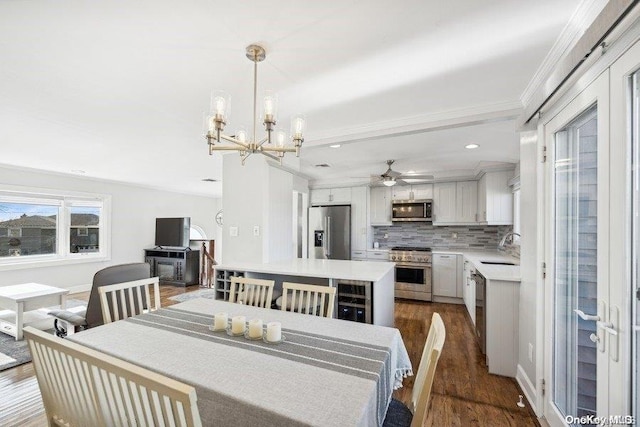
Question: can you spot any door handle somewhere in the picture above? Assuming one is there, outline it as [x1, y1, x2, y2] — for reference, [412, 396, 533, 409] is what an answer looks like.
[323, 218, 328, 258]
[574, 309, 599, 321]
[573, 308, 617, 334]
[326, 216, 331, 258]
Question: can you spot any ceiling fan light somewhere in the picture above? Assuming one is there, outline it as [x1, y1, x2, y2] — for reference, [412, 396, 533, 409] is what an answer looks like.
[383, 178, 396, 187]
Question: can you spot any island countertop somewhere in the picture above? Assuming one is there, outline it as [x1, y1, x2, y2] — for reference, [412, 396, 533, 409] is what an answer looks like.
[215, 258, 396, 282]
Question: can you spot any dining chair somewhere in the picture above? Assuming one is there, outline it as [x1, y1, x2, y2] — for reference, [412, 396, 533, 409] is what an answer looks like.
[98, 276, 161, 324]
[383, 312, 446, 427]
[229, 276, 275, 308]
[24, 326, 202, 427]
[280, 282, 336, 318]
[49, 262, 151, 337]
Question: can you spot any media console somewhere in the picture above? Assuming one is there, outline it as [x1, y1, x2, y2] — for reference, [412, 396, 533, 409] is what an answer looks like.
[144, 248, 199, 287]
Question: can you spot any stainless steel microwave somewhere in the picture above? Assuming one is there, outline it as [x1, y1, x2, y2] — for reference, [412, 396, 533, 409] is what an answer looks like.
[392, 199, 433, 222]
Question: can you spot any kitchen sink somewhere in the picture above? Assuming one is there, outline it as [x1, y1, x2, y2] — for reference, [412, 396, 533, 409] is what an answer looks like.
[480, 261, 518, 266]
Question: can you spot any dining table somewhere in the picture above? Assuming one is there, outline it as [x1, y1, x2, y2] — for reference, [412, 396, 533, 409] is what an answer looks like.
[67, 298, 413, 426]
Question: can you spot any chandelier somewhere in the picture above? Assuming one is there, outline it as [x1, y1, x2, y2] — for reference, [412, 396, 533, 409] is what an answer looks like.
[204, 44, 305, 165]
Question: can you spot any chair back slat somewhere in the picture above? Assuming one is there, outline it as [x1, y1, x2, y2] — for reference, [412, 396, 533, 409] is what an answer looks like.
[410, 312, 446, 427]
[281, 282, 336, 318]
[25, 327, 202, 427]
[229, 277, 275, 308]
[99, 277, 160, 324]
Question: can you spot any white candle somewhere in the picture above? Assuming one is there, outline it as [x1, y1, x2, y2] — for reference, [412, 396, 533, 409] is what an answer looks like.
[213, 312, 228, 330]
[248, 319, 263, 339]
[231, 316, 246, 334]
[266, 321, 281, 342]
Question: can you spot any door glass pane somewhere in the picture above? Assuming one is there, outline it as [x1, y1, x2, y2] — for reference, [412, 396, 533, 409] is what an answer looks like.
[632, 71, 640, 423]
[553, 105, 598, 419]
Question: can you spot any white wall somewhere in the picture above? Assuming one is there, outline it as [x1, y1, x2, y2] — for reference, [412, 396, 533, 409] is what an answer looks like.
[517, 130, 541, 408]
[265, 166, 293, 262]
[0, 166, 220, 290]
[222, 155, 306, 263]
[222, 155, 267, 263]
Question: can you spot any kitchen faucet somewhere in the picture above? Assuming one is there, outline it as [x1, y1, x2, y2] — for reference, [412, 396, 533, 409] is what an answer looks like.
[499, 231, 521, 247]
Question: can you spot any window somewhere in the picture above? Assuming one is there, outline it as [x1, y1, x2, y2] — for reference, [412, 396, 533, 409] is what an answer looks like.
[0, 188, 110, 268]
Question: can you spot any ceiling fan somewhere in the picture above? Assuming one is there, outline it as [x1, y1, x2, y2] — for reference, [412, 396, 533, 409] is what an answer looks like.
[372, 160, 434, 187]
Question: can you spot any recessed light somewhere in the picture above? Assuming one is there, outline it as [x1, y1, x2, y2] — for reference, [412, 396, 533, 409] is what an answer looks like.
[329, 144, 341, 148]
[71, 169, 86, 174]
[465, 144, 479, 149]
[406, 170, 416, 174]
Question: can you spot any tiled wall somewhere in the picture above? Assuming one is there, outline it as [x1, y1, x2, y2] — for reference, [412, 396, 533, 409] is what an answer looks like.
[372, 223, 520, 258]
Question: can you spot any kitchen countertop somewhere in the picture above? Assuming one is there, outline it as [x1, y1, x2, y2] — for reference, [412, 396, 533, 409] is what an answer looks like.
[431, 249, 521, 282]
[215, 258, 396, 282]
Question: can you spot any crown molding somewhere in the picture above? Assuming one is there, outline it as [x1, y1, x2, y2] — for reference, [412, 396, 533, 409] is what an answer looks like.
[304, 101, 522, 147]
[520, 0, 608, 108]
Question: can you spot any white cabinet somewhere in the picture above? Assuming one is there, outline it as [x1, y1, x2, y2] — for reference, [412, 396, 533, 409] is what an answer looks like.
[392, 184, 433, 201]
[369, 187, 392, 226]
[310, 187, 351, 205]
[463, 257, 476, 324]
[434, 181, 478, 225]
[432, 253, 458, 297]
[477, 171, 513, 224]
[350, 186, 368, 251]
[455, 181, 478, 223]
[367, 250, 389, 261]
[351, 250, 367, 260]
[433, 183, 457, 224]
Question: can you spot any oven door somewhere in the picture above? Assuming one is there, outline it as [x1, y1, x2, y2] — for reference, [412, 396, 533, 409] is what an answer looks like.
[395, 263, 432, 301]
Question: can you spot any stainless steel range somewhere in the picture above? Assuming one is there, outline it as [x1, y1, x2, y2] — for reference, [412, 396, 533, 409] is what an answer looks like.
[389, 246, 432, 301]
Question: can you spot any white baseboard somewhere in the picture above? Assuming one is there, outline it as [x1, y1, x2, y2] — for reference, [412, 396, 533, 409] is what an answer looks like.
[516, 364, 539, 415]
[67, 283, 92, 295]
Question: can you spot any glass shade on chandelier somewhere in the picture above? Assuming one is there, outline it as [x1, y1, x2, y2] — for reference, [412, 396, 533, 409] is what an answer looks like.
[203, 44, 305, 165]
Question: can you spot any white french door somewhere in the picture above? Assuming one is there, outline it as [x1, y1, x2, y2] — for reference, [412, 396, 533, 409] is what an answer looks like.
[543, 38, 640, 426]
[544, 71, 610, 426]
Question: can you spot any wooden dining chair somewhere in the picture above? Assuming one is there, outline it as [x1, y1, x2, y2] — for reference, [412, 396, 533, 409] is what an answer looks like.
[25, 327, 202, 427]
[280, 282, 336, 318]
[229, 276, 275, 308]
[383, 312, 446, 427]
[98, 277, 161, 324]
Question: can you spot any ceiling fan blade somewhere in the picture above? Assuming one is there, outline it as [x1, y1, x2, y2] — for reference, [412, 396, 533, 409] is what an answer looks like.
[397, 174, 434, 181]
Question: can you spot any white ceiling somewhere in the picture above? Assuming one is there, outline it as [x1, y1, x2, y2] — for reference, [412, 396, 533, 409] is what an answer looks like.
[0, 0, 583, 196]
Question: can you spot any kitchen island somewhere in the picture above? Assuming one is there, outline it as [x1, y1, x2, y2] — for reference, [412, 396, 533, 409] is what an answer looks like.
[213, 258, 396, 327]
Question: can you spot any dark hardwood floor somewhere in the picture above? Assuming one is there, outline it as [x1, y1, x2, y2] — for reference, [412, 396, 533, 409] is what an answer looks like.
[0, 287, 539, 426]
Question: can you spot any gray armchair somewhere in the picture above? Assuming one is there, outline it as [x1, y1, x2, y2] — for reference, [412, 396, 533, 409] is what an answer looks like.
[49, 263, 151, 337]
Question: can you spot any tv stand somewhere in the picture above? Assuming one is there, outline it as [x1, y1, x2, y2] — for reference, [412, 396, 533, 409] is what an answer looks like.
[144, 248, 199, 287]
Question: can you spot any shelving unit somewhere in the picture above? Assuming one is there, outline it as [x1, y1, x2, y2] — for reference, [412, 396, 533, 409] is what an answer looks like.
[214, 269, 246, 300]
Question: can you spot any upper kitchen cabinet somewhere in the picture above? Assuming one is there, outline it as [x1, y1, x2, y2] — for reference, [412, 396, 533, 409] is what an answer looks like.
[477, 170, 513, 225]
[456, 181, 478, 223]
[310, 187, 351, 205]
[392, 184, 433, 201]
[433, 181, 479, 225]
[350, 186, 368, 251]
[369, 187, 392, 226]
[432, 182, 457, 224]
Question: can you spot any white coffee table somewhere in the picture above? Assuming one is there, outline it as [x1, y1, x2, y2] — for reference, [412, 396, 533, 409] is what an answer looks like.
[0, 283, 69, 340]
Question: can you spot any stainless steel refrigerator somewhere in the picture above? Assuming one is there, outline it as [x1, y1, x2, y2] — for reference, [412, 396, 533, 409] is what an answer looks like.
[308, 205, 351, 260]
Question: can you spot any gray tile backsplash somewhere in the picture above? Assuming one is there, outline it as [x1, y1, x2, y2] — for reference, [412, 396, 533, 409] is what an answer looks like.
[372, 223, 520, 258]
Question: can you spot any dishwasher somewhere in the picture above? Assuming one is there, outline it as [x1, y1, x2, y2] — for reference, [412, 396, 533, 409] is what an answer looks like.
[473, 271, 486, 354]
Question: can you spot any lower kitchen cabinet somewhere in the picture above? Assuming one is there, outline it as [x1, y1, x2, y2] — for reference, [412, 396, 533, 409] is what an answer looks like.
[462, 258, 476, 324]
[485, 279, 520, 377]
[432, 253, 463, 303]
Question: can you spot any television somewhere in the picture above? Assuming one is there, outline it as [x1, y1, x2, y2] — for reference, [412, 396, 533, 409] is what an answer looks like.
[155, 217, 190, 247]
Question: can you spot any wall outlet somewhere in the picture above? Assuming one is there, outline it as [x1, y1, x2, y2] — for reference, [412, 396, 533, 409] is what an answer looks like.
[383, 233, 389, 239]
[229, 226, 238, 237]
[452, 232, 458, 239]
[528, 343, 534, 363]
[253, 226, 260, 236]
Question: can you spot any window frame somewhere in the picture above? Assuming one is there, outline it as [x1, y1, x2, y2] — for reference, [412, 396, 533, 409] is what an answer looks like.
[0, 186, 111, 270]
